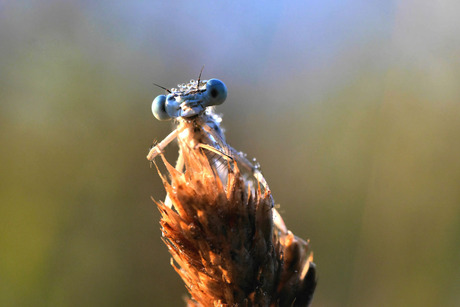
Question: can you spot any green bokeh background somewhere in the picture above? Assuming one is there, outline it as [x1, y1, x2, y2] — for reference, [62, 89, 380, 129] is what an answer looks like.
[1, 1, 459, 306]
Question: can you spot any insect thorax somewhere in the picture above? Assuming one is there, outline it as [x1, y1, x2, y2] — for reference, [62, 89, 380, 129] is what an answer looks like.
[176, 109, 225, 151]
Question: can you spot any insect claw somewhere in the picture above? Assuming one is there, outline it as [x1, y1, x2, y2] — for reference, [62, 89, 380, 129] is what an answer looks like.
[146, 129, 180, 161]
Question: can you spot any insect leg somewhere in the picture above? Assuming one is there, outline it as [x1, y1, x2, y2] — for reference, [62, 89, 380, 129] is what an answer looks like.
[201, 122, 269, 189]
[200, 123, 287, 232]
[163, 149, 185, 209]
[147, 129, 179, 161]
[197, 143, 233, 161]
[225, 146, 267, 188]
[175, 148, 185, 173]
[226, 146, 288, 233]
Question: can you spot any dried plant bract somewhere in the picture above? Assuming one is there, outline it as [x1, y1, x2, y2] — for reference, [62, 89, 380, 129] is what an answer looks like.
[153, 143, 316, 306]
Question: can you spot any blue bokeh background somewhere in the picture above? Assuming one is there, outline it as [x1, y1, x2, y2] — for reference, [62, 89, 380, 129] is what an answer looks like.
[1, 1, 459, 306]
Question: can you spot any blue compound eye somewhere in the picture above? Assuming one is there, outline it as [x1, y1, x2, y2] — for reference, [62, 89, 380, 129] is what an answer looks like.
[151, 95, 171, 120]
[165, 94, 181, 118]
[204, 79, 227, 106]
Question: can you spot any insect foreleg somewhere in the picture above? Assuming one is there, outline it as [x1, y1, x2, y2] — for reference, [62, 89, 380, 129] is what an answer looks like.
[147, 129, 179, 161]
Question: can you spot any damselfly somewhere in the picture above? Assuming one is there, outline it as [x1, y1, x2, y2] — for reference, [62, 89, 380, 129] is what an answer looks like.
[146, 72, 288, 246]
[148, 73, 316, 306]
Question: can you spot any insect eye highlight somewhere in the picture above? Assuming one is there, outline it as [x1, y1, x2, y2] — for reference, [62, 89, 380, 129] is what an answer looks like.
[204, 79, 227, 106]
[152, 95, 171, 121]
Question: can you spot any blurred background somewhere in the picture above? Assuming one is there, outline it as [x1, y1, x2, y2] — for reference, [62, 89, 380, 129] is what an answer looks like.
[1, 1, 459, 306]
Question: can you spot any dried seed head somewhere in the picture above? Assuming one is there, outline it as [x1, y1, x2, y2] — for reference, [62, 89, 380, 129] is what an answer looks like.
[154, 144, 316, 306]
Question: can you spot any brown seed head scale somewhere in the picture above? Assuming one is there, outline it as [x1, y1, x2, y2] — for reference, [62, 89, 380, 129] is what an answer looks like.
[153, 137, 316, 306]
